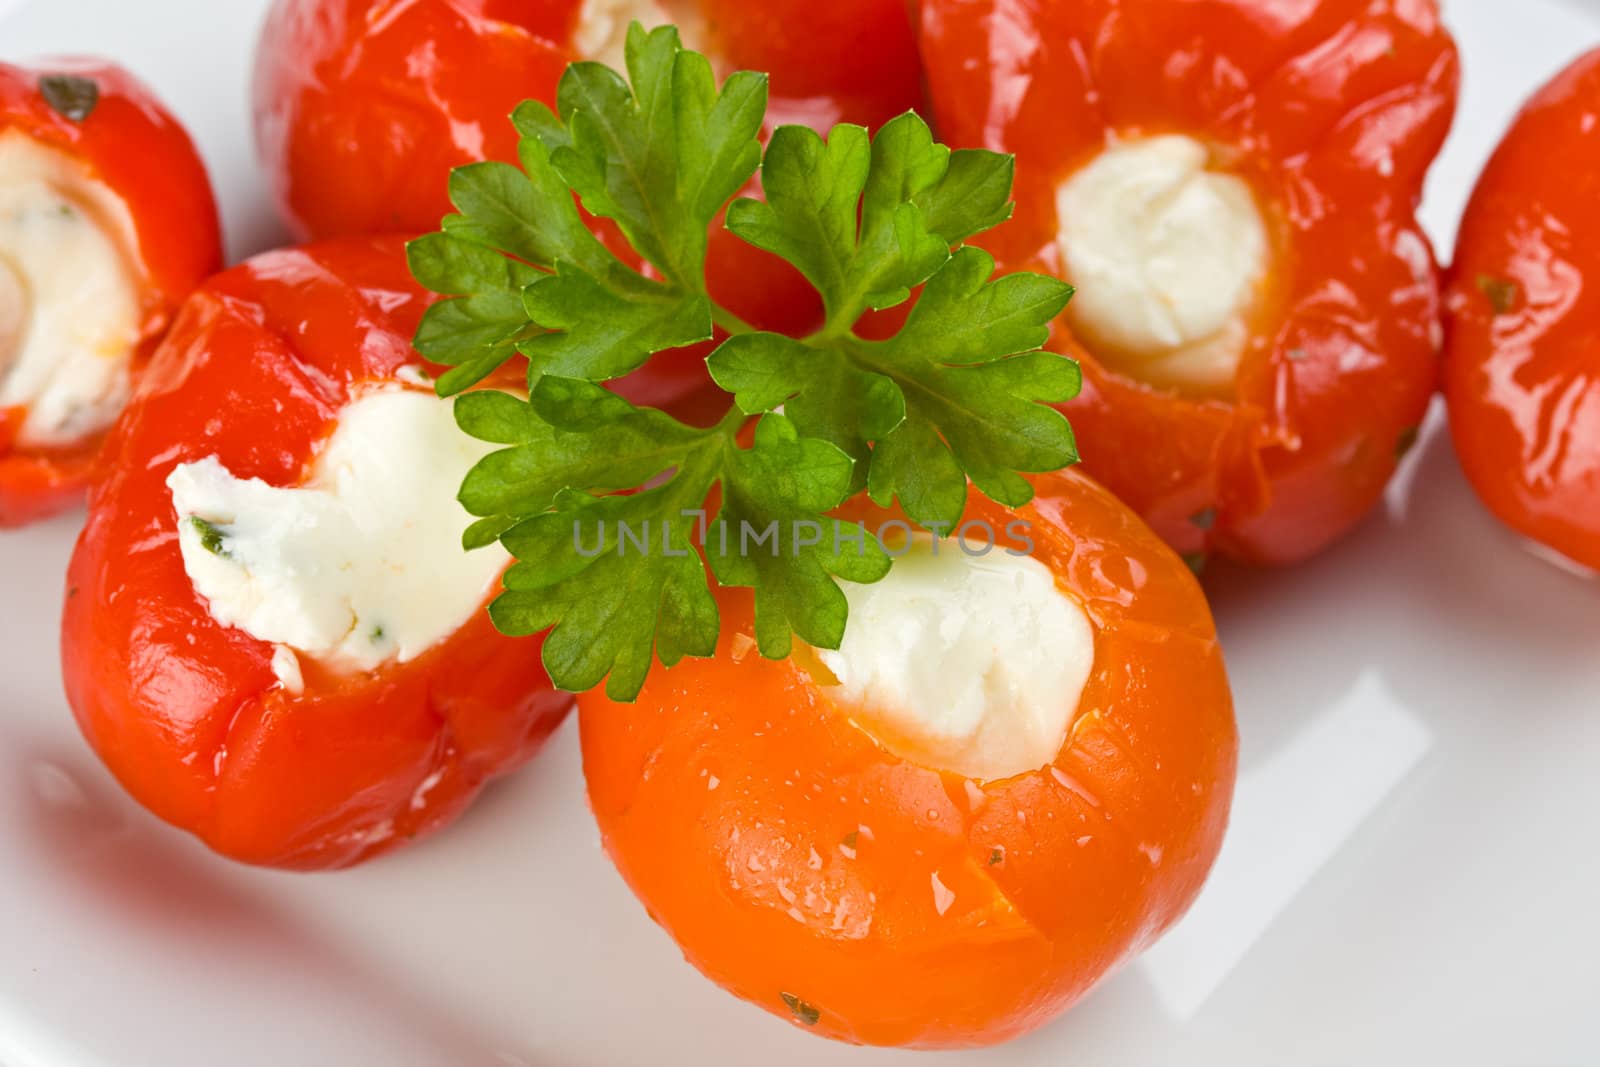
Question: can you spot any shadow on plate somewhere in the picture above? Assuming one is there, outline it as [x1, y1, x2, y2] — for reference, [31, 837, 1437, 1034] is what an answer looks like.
[4, 735, 540, 1067]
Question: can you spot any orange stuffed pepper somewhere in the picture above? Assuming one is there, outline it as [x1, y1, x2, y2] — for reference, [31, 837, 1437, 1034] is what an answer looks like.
[62, 238, 570, 869]
[1, 59, 221, 526]
[1445, 48, 1600, 571]
[581, 469, 1237, 1047]
[919, 0, 1460, 565]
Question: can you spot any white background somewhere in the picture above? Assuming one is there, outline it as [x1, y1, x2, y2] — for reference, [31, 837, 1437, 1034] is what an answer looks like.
[2, 1, 1599, 1064]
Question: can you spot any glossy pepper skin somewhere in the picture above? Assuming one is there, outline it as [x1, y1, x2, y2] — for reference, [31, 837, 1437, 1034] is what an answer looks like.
[1444, 49, 1600, 571]
[61, 237, 571, 870]
[920, 0, 1460, 565]
[580, 469, 1237, 1048]
[0, 59, 222, 527]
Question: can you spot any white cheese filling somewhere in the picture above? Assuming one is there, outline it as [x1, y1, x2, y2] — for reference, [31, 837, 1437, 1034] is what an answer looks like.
[1055, 134, 1268, 396]
[167, 385, 510, 675]
[816, 535, 1096, 782]
[0, 129, 145, 448]
[575, 0, 704, 70]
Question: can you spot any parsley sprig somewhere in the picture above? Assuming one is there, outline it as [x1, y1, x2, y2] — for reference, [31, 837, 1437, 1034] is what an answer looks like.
[409, 24, 1082, 700]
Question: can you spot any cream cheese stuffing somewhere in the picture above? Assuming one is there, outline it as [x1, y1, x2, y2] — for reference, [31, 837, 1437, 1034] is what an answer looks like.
[168, 385, 510, 675]
[575, 0, 704, 69]
[816, 535, 1096, 782]
[1055, 134, 1269, 395]
[0, 129, 144, 447]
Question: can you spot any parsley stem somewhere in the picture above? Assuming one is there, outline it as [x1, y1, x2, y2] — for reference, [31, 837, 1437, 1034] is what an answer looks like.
[712, 403, 749, 438]
[710, 303, 756, 336]
[808, 302, 867, 346]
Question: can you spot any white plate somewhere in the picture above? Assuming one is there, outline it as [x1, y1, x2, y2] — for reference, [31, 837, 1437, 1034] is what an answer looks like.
[3, 1, 1599, 1064]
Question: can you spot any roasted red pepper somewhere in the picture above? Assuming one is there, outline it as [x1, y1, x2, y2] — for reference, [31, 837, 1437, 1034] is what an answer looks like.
[0, 59, 221, 526]
[62, 237, 569, 869]
[253, 0, 921, 241]
[919, 0, 1460, 565]
[1445, 48, 1600, 571]
[251, 0, 922, 343]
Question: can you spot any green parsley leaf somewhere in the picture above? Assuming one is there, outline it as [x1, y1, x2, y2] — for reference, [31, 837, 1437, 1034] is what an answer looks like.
[545, 24, 765, 288]
[727, 111, 1015, 327]
[456, 382, 705, 527]
[188, 517, 230, 558]
[711, 246, 1079, 530]
[441, 158, 614, 278]
[408, 233, 546, 393]
[410, 24, 766, 399]
[863, 247, 1080, 527]
[455, 384, 886, 699]
[519, 264, 711, 384]
[707, 332, 903, 491]
[914, 149, 1016, 245]
[473, 381, 727, 699]
[707, 415, 891, 657]
[492, 483, 721, 700]
[463, 515, 519, 552]
[726, 122, 869, 318]
[410, 22, 1083, 701]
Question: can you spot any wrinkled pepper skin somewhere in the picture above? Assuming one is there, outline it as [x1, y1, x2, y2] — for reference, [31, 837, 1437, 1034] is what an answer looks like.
[580, 469, 1237, 1048]
[919, 0, 1460, 565]
[62, 238, 571, 870]
[0, 59, 221, 527]
[1444, 48, 1600, 571]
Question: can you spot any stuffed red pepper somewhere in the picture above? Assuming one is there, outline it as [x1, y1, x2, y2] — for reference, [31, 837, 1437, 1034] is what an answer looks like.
[251, 0, 924, 413]
[919, 0, 1460, 565]
[1, 58, 221, 526]
[252, 0, 922, 242]
[1444, 47, 1600, 571]
[62, 237, 570, 869]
